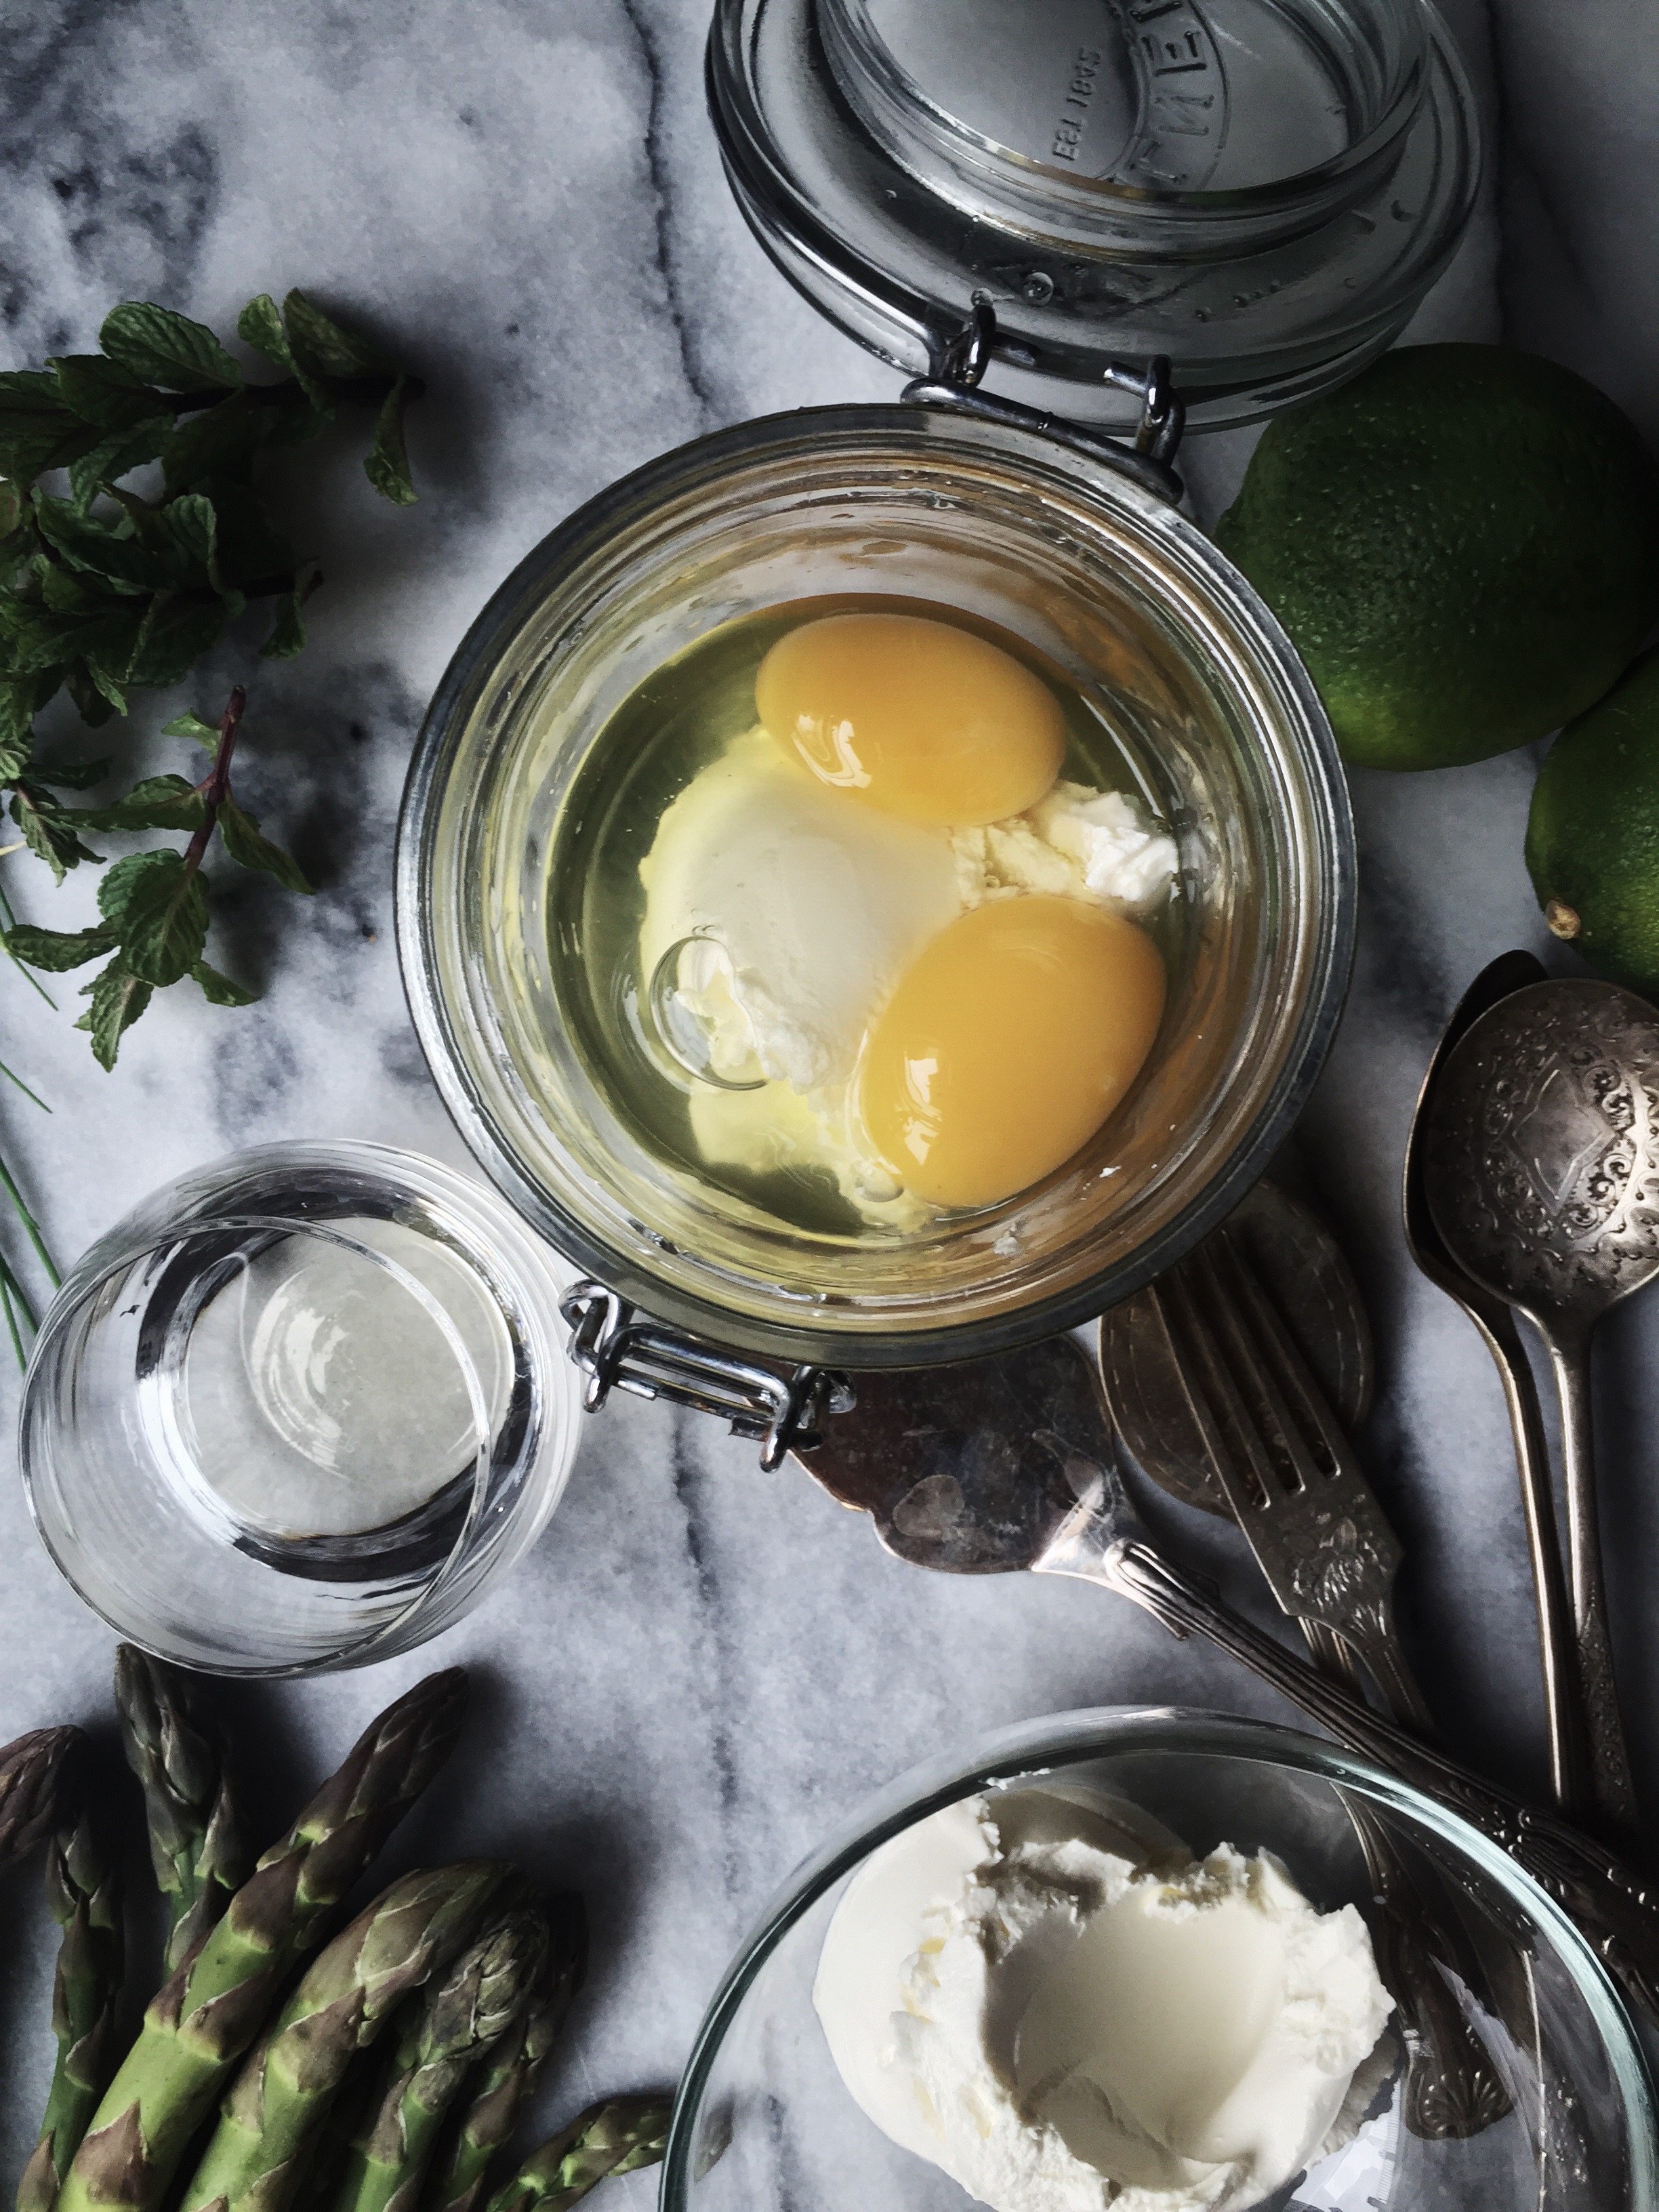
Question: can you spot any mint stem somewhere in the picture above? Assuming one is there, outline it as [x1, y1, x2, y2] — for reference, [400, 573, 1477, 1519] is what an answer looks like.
[0, 1273, 25, 1369]
[184, 684, 245, 879]
[0, 1149, 58, 1288]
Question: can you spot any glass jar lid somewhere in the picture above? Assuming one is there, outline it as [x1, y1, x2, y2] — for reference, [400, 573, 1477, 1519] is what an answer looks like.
[708, 0, 1479, 430]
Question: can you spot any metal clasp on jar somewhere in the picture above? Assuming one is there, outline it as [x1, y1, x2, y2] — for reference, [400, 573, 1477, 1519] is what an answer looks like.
[901, 299, 1187, 506]
[560, 1282, 856, 1471]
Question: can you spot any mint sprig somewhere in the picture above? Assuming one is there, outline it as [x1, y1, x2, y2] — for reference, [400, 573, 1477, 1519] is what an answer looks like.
[5, 686, 311, 1066]
[0, 288, 417, 1061]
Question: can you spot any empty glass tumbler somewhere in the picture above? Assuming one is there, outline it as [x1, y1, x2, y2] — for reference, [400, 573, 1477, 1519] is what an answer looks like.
[19, 1141, 583, 1675]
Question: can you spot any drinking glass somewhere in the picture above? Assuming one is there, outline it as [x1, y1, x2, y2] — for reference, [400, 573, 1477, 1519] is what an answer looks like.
[19, 1141, 583, 1675]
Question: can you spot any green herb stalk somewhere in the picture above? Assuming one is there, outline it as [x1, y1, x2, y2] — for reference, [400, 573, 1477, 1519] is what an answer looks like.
[0, 287, 420, 1059]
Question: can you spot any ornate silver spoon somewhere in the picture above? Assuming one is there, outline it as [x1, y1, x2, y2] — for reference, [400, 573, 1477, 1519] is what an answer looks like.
[790, 1334, 1659, 2026]
[1404, 953, 1589, 1818]
[1422, 979, 1659, 1839]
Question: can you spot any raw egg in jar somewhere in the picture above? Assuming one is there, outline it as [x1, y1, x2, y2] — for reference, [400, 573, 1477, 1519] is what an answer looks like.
[857, 895, 1166, 1210]
[755, 611, 1066, 828]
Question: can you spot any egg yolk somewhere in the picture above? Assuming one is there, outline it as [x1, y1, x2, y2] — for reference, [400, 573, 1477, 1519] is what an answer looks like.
[755, 611, 1066, 828]
[857, 895, 1165, 1210]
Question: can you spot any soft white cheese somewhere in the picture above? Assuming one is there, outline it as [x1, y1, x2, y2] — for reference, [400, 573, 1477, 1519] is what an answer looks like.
[1034, 784, 1182, 911]
[951, 784, 1179, 917]
[813, 1790, 1393, 2212]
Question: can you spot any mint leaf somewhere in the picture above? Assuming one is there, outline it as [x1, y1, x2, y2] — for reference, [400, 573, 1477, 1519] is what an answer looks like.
[106, 488, 171, 545]
[199, 477, 295, 585]
[0, 683, 32, 756]
[98, 846, 180, 924]
[125, 594, 226, 688]
[30, 755, 113, 790]
[79, 659, 128, 717]
[260, 581, 308, 659]
[364, 374, 417, 506]
[0, 670, 55, 757]
[161, 389, 265, 493]
[237, 295, 295, 372]
[218, 796, 314, 893]
[0, 370, 64, 415]
[0, 600, 144, 680]
[39, 562, 110, 615]
[257, 388, 334, 450]
[64, 663, 121, 725]
[10, 789, 101, 882]
[73, 956, 152, 1068]
[5, 922, 119, 971]
[117, 846, 209, 984]
[159, 493, 226, 590]
[68, 421, 169, 515]
[159, 493, 250, 617]
[48, 354, 168, 431]
[192, 957, 258, 1007]
[0, 481, 20, 541]
[99, 303, 242, 394]
[241, 292, 333, 424]
[282, 289, 392, 380]
[0, 369, 106, 476]
[161, 710, 222, 750]
[34, 495, 180, 593]
[68, 773, 207, 834]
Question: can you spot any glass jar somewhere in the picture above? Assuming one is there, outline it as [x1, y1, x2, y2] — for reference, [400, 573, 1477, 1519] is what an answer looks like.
[396, 402, 1353, 1393]
[708, 0, 1479, 429]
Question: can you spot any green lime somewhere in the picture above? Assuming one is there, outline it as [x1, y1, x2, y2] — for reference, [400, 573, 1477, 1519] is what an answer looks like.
[1215, 345, 1659, 771]
[1526, 649, 1659, 991]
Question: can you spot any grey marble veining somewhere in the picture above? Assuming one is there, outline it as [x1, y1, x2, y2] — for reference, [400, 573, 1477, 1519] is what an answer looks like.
[0, 0, 1655, 2188]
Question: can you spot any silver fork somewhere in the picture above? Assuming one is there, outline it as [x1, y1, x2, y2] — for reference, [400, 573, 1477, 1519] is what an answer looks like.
[1155, 1227, 1434, 1732]
[1151, 1226, 1514, 2137]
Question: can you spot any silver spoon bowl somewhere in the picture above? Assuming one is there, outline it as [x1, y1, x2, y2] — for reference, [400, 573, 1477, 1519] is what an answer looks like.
[1422, 977, 1659, 1838]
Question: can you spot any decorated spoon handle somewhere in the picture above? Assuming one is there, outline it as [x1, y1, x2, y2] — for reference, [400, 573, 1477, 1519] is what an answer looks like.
[1099, 1538, 1659, 2024]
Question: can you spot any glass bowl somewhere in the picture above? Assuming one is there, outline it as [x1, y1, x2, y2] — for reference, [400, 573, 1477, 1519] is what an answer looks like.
[664, 1708, 1658, 2212]
[398, 403, 1353, 1368]
[18, 1141, 583, 1675]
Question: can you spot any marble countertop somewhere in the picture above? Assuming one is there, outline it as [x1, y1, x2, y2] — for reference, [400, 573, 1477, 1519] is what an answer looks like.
[2, 0, 1657, 2189]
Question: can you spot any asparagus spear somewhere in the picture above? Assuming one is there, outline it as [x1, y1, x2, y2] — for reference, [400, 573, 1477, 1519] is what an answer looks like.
[16, 1809, 125, 2212]
[114, 1646, 249, 1973]
[178, 1862, 510, 2212]
[0, 1728, 83, 1868]
[59, 1668, 469, 2212]
[483, 2099, 673, 2212]
[287, 2065, 375, 2212]
[426, 1895, 588, 2212]
[329, 1904, 550, 2212]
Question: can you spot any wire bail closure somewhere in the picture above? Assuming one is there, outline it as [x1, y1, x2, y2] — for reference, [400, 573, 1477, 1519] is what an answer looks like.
[560, 1281, 856, 1471]
[905, 300, 1186, 506]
